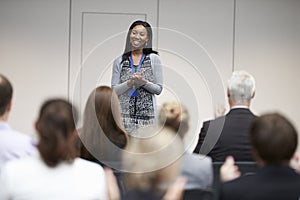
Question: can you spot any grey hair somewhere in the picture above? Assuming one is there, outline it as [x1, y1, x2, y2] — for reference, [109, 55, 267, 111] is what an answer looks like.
[227, 70, 256, 104]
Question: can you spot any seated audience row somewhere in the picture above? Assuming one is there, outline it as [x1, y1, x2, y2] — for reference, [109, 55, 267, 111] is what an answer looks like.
[0, 74, 188, 200]
[2, 71, 300, 200]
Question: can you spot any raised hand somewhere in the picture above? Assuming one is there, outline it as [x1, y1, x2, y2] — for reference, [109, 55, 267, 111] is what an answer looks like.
[220, 156, 241, 182]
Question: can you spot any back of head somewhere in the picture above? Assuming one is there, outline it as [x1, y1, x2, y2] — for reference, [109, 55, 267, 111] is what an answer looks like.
[0, 74, 13, 116]
[250, 113, 298, 165]
[81, 86, 127, 165]
[227, 70, 255, 104]
[36, 99, 77, 167]
[94, 86, 124, 137]
[158, 102, 190, 138]
[123, 126, 183, 194]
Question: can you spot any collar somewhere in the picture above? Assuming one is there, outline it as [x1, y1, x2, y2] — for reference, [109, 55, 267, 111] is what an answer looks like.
[231, 105, 249, 110]
[0, 121, 10, 130]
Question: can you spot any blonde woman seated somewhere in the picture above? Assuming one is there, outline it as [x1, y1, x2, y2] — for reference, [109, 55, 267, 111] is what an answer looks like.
[122, 126, 186, 200]
[0, 99, 107, 200]
[159, 102, 213, 190]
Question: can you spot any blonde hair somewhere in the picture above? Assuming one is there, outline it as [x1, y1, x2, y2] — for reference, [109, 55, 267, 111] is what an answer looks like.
[158, 102, 190, 138]
[123, 126, 183, 193]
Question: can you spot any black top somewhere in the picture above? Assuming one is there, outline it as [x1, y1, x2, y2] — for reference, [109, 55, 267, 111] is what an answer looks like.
[122, 189, 162, 200]
[220, 165, 300, 200]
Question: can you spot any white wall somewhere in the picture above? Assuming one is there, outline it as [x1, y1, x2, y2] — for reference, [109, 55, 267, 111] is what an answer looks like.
[158, 0, 234, 151]
[1, 0, 300, 151]
[0, 0, 70, 135]
[234, 0, 300, 151]
[235, 0, 300, 125]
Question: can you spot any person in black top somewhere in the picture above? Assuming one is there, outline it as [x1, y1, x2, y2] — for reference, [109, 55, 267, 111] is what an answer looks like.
[194, 70, 256, 161]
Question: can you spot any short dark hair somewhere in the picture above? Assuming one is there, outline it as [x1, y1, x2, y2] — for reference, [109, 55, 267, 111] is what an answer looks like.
[121, 20, 158, 63]
[0, 74, 13, 116]
[250, 113, 298, 164]
[36, 99, 78, 167]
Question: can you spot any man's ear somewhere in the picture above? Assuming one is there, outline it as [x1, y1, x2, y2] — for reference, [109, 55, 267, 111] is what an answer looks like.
[34, 120, 39, 131]
[251, 91, 256, 99]
[6, 100, 12, 112]
[252, 148, 264, 167]
[227, 88, 230, 98]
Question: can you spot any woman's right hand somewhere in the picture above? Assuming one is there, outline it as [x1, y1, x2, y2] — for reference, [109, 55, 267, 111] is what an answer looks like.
[127, 76, 135, 87]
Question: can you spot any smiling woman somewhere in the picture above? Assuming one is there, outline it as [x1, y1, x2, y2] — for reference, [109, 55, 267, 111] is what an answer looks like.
[111, 20, 163, 134]
[130, 25, 148, 50]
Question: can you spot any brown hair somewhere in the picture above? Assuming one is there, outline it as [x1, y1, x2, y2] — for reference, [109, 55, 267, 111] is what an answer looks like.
[80, 86, 128, 164]
[158, 102, 190, 138]
[0, 74, 13, 116]
[36, 99, 78, 167]
[250, 113, 298, 165]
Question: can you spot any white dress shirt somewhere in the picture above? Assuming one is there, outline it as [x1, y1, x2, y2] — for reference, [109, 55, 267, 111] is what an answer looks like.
[0, 122, 37, 169]
[0, 156, 107, 200]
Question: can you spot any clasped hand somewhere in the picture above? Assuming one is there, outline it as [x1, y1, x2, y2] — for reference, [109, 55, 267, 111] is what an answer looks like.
[128, 72, 147, 88]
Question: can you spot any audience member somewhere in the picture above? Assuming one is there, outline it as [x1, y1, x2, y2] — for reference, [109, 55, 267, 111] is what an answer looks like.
[122, 126, 185, 200]
[79, 86, 128, 169]
[158, 102, 213, 190]
[194, 70, 256, 161]
[220, 113, 300, 200]
[0, 74, 37, 169]
[0, 99, 107, 199]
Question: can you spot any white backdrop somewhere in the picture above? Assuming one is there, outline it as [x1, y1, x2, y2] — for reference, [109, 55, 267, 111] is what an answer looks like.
[1, 0, 300, 151]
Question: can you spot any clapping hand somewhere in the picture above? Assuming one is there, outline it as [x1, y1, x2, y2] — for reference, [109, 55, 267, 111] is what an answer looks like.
[215, 103, 226, 118]
[129, 72, 147, 88]
[220, 156, 241, 182]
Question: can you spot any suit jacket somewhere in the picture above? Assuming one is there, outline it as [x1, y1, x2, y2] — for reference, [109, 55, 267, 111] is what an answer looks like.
[220, 165, 300, 200]
[181, 153, 213, 190]
[193, 108, 255, 162]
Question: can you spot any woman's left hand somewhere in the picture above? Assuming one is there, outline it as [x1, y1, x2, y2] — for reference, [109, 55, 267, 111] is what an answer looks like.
[133, 72, 147, 87]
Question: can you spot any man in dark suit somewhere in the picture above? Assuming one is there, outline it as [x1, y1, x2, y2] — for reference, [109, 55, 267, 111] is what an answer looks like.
[220, 113, 300, 200]
[193, 70, 256, 161]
